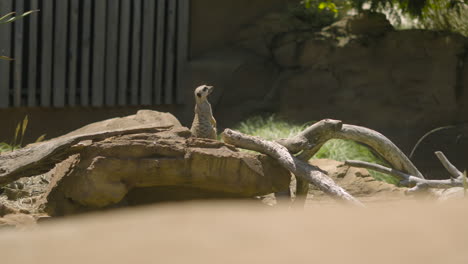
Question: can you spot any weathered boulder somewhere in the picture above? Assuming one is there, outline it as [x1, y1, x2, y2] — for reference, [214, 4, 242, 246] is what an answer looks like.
[41, 126, 290, 216]
[1, 110, 291, 216]
[59, 110, 182, 138]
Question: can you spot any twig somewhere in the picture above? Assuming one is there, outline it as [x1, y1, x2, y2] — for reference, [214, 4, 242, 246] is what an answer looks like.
[434, 151, 463, 179]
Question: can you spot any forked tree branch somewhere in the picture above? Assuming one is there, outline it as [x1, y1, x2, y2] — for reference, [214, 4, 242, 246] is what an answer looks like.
[222, 129, 364, 206]
[276, 119, 424, 179]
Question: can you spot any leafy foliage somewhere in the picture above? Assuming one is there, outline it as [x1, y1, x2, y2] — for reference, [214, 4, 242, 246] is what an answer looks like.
[298, 0, 467, 36]
[0, 10, 38, 24]
[0, 10, 39, 60]
[303, 0, 340, 14]
[302, 0, 466, 17]
[352, 0, 430, 16]
[418, 0, 468, 36]
[289, 1, 339, 30]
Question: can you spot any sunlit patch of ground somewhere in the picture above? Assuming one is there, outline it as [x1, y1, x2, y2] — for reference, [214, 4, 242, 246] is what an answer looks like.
[1, 199, 467, 264]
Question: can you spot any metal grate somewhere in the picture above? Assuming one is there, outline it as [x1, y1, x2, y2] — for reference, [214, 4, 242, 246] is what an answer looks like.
[0, 0, 189, 108]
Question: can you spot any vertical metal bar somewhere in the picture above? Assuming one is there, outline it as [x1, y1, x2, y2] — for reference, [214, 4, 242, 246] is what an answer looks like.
[164, 0, 177, 104]
[27, 0, 39, 107]
[104, 0, 119, 106]
[0, 0, 13, 108]
[53, 0, 69, 107]
[130, 0, 142, 105]
[80, 0, 92, 106]
[118, 0, 131, 106]
[140, 0, 156, 105]
[153, 0, 166, 104]
[91, 0, 107, 107]
[13, 0, 24, 107]
[176, 0, 190, 104]
[68, 0, 80, 106]
[40, 0, 53, 107]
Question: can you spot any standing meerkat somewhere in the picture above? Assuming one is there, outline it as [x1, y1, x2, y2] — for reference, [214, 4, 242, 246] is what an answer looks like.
[190, 85, 217, 139]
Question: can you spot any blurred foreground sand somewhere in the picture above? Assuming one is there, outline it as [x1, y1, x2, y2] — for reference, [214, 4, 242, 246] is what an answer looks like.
[1, 200, 467, 264]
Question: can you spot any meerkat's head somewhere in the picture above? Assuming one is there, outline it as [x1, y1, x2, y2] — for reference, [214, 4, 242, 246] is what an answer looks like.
[194, 85, 214, 102]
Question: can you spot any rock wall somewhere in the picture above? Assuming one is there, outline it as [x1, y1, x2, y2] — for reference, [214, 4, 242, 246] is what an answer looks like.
[189, 12, 468, 176]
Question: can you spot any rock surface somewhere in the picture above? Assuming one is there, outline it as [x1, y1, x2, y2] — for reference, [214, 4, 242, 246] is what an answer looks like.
[308, 159, 405, 199]
[59, 110, 182, 138]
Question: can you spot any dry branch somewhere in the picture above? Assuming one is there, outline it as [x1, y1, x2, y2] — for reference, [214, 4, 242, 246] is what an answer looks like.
[222, 129, 364, 206]
[434, 151, 463, 179]
[346, 151, 465, 192]
[276, 119, 424, 179]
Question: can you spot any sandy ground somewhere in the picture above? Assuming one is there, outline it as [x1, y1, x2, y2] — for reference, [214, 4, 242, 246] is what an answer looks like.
[0, 200, 467, 264]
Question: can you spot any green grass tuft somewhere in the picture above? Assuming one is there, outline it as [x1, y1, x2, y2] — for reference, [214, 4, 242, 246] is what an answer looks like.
[233, 115, 400, 185]
[0, 116, 45, 153]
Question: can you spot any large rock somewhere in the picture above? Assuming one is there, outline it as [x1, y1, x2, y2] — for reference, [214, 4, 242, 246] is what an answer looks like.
[60, 110, 182, 138]
[41, 126, 290, 216]
[2, 110, 290, 216]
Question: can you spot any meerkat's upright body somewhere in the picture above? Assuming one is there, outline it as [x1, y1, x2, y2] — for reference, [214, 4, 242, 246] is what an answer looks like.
[190, 85, 217, 139]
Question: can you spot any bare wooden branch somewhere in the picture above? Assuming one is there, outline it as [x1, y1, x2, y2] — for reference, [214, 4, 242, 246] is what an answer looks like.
[222, 129, 364, 206]
[276, 119, 342, 157]
[345, 160, 412, 180]
[0, 125, 176, 185]
[345, 157, 464, 192]
[276, 119, 424, 179]
[276, 120, 344, 206]
[336, 125, 424, 179]
[434, 151, 463, 179]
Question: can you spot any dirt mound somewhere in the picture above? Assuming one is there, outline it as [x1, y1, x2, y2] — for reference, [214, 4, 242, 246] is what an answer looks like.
[309, 159, 404, 197]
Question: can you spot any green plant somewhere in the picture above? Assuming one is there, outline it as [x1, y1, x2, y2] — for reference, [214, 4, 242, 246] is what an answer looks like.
[233, 115, 399, 184]
[0, 116, 45, 153]
[418, 0, 468, 36]
[288, 0, 339, 30]
[0, 10, 39, 60]
[303, 0, 340, 14]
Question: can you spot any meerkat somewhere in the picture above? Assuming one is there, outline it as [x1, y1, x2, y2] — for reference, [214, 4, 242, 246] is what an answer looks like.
[190, 85, 217, 139]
